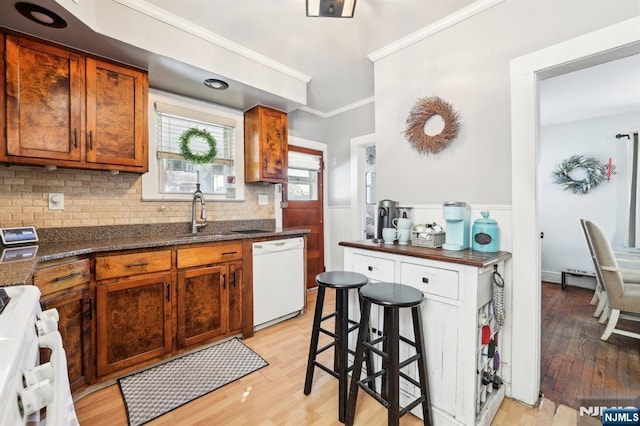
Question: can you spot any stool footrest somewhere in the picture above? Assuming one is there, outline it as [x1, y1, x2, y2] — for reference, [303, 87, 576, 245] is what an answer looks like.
[399, 371, 421, 388]
[319, 327, 338, 340]
[399, 395, 427, 417]
[314, 361, 339, 379]
[315, 340, 336, 355]
[399, 353, 421, 370]
[358, 380, 389, 408]
[320, 311, 338, 322]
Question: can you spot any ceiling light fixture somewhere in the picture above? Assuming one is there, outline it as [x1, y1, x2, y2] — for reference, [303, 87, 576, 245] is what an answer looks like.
[306, 0, 356, 18]
[15, 2, 67, 28]
[204, 78, 229, 90]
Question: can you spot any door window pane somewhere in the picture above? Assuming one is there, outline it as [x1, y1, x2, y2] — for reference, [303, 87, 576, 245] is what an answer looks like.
[288, 168, 318, 201]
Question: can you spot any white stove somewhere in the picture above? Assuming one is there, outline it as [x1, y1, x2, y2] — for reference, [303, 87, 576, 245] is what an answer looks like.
[0, 285, 79, 426]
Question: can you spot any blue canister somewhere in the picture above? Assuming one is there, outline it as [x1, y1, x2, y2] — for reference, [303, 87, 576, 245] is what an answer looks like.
[472, 211, 499, 252]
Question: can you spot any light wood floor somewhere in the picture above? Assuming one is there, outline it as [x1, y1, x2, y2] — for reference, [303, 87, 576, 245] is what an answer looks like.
[75, 289, 581, 425]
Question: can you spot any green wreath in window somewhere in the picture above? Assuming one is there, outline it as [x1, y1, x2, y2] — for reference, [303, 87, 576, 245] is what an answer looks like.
[179, 127, 217, 164]
[552, 155, 607, 195]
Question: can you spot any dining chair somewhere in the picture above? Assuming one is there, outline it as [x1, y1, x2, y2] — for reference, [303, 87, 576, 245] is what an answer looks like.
[583, 220, 640, 341]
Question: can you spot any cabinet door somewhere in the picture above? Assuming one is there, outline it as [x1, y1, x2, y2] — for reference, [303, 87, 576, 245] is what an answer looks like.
[418, 298, 458, 416]
[228, 261, 243, 333]
[41, 286, 92, 392]
[85, 58, 147, 170]
[5, 35, 83, 162]
[177, 265, 228, 348]
[259, 107, 288, 182]
[96, 273, 172, 376]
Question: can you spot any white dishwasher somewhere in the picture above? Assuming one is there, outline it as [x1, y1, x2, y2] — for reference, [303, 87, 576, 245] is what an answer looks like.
[252, 237, 305, 330]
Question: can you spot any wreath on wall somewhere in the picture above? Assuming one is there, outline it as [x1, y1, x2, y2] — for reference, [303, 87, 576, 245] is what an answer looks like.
[552, 155, 607, 194]
[404, 96, 460, 154]
[179, 127, 217, 164]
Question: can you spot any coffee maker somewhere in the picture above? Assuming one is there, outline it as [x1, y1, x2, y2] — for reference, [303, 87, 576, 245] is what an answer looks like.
[375, 199, 399, 242]
[442, 201, 470, 250]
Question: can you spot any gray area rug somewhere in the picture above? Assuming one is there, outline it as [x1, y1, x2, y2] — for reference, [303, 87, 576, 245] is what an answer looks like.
[118, 338, 268, 426]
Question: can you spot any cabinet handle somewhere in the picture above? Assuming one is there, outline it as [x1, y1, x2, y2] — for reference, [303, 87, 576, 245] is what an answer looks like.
[222, 273, 226, 289]
[73, 128, 78, 148]
[125, 262, 148, 268]
[54, 272, 81, 282]
[367, 266, 373, 271]
[264, 159, 268, 170]
[167, 283, 171, 302]
[85, 299, 92, 319]
[222, 251, 237, 256]
[422, 277, 429, 284]
[89, 130, 93, 150]
[233, 269, 238, 288]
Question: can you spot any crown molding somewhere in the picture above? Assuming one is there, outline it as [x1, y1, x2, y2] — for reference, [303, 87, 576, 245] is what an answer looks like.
[299, 96, 375, 118]
[368, 0, 506, 63]
[113, 0, 312, 83]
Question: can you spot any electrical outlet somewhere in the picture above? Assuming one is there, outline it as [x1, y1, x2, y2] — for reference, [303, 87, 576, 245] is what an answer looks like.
[49, 193, 64, 210]
[258, 194, 268, 205]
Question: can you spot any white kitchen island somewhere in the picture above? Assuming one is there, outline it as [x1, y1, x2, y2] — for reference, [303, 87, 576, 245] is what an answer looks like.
[339, 241, 512, 426]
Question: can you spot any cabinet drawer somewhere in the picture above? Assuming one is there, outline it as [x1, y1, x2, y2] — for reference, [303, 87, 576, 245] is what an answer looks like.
[177, 243, 243, 269]
[352, 253, 394, 282]
[95, 250, 171, 280]
[33, 259, 90, 295]
[400, 262, 459, 300]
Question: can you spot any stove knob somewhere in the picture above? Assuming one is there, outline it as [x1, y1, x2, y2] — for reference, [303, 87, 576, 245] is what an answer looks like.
[20, 380, 54, 416]
[23, 362, 54, 387]
[35, 316, 58, 336]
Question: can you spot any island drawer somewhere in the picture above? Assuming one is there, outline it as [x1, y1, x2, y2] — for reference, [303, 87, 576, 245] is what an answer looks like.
[400, 262, 459, 300]
[33, 258, 91, 295]
[95, 250, 172, 280]
[177, 243, 243, 269]
[351, 253, 394, 282]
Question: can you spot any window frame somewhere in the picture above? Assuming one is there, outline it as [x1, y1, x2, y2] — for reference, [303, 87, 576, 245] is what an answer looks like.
[142, 89, 245, 202]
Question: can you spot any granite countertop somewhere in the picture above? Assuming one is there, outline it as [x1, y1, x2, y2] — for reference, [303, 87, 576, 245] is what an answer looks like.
[0, 221, 309, 287]
[339, 240, 511, 268]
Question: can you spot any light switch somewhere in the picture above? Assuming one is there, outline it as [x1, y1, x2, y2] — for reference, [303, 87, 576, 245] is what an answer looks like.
[49, 193, 64, 210]
[258, 194, 268, 206]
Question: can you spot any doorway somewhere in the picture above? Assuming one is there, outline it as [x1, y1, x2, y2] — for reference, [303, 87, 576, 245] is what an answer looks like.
[510, 17, 640, 405]
[283, 145, 325, 289]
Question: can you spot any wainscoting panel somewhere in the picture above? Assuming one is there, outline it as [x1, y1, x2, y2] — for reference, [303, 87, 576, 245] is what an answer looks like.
[326, 206, 352, 272]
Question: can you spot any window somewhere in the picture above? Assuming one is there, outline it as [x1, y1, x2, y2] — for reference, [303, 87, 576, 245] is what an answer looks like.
[142, 90, 244, 201]
[287, 151, 321, 201]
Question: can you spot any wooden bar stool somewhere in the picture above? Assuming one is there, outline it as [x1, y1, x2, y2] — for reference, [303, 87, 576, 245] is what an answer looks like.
[345, 282, 433, 426]
[303, 271, 373, 423]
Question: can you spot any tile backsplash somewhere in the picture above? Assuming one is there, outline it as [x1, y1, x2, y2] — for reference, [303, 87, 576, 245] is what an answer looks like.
[0, 166, 274, 228]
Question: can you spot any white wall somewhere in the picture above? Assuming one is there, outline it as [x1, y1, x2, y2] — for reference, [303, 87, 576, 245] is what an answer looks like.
[373, 0, 638, 206]
[540, 112, 640, 286]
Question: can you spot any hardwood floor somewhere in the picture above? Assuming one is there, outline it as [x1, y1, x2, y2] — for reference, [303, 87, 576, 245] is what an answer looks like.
[540, 282, 640, 410]
[75, 288, 581, 425]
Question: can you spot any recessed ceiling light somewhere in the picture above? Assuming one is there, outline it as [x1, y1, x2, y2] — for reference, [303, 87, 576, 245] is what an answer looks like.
[204, 78, 229, 90]
[16, 2, 67, 28]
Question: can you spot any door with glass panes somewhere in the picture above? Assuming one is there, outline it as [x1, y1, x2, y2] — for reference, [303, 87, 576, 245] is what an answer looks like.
[283, 146, 324, 289]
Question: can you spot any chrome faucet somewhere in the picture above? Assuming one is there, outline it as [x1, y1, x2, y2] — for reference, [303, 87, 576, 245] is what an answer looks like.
[191, 182, 207, 234]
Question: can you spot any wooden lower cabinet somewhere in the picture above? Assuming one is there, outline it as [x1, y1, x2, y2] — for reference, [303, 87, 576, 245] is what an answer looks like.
[176, 260, 243, 349]
[40, 286, 93, 392]
[177, 265, 227, 348]
[96, 273, 172, 376]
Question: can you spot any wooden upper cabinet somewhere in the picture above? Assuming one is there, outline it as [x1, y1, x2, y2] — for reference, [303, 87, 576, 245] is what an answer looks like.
[244, 105, 288, 183]
[5, 35, 83, 162]
[1, 32, 148, 173]
[86, 58, 147, 169]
